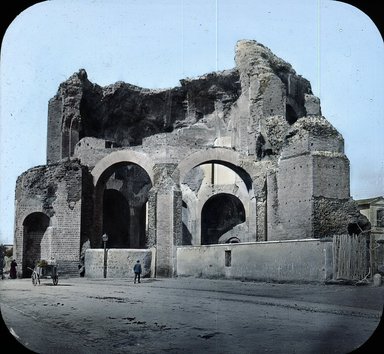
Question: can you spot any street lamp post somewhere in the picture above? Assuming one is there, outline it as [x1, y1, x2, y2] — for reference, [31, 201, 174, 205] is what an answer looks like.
[102, 233, 108, 278]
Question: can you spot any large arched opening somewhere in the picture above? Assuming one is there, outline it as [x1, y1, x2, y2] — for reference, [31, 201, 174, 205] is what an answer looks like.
[177, 149, 256, 245]
[22, 212, 50, 277]
[201, 193, 246, 245]
[177, 148, 254, 191]
[93, 162, 152, 249]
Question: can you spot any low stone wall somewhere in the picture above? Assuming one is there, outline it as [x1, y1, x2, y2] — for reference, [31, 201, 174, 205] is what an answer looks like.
[176, 239, 333, 283]
[84, 248, 155, 279]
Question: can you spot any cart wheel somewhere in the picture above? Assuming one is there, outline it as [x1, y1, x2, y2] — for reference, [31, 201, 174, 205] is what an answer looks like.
[32, 272, 38, 286]
[53, 276, 58, 286]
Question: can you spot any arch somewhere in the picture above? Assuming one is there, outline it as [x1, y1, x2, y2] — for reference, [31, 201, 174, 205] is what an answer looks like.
[178, 149, 258, 244]
[201, 193, 246, 245]
[197, 185, 250, 222]
[22, 212, 51, 276]
[176, 148, 254, 191]
[196, 185, 254, 244]
[23, 212, 51, 232]
[92, 150, 155, 187]
[92, 160, 153, 249]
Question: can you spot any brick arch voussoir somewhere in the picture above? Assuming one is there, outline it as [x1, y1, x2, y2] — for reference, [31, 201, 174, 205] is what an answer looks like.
[21, 210, 54, 228]
[91, 150, 155, 187]
[176, 148, 257, 195]
[176, 148, 247, 183]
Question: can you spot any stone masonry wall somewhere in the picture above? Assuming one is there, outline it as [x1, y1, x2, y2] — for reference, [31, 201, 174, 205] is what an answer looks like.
[14, 159, 83, 276]
[47, 96, 63, 164]
[270, 154, 314, 240]
[15, 39, 371, 280]
[47, 68, 241, 164]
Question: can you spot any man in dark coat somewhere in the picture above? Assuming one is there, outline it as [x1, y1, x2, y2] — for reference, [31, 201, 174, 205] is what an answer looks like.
[10, 259, 17, 279]
[133, 260, 142, 283]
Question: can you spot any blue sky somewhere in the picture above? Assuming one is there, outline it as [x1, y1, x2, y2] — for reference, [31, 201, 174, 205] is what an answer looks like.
[0, 0, 383, 244]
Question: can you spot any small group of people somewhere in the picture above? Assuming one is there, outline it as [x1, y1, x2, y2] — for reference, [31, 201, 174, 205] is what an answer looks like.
[2, 259, 18, 279]
[5, 257, 141, 282]
[1, 255, 17, 279]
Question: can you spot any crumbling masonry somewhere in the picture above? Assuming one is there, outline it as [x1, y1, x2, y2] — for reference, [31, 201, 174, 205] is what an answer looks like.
[14, 40, 370, 278]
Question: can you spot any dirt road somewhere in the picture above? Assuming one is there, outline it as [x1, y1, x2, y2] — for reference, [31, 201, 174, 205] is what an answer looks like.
[1, 277, 383, 353]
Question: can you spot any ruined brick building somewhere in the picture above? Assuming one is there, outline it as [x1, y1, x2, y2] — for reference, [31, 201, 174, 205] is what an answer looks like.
[14, 40, 370, 280]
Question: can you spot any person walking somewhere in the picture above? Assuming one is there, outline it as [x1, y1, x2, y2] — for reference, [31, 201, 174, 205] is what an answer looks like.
[133, 260, 142, 283]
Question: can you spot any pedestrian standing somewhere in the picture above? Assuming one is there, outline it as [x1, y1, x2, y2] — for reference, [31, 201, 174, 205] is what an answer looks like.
[10, 259, 17, 279]
[0, 250, 5, 280]
[133, 260, 142, 283]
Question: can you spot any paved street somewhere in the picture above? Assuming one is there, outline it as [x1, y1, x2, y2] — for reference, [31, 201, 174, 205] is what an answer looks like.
[1, 276, 383, 353]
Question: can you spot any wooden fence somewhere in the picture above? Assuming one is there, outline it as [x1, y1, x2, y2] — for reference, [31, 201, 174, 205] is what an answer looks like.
[332, 234, 368, 281]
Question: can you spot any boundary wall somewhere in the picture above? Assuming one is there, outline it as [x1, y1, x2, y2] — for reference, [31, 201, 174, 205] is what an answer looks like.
[176, 239, 333, 283]
[84, 240, 334, 283]
[85, 248, 155, 278]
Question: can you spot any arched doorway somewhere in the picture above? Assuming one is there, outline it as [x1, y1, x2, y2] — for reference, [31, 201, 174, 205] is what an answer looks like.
[94, 162, 152, 248]
[22, 212, 50, 276]
[179, 151, 255, 244]
[201, 193, 245, 245]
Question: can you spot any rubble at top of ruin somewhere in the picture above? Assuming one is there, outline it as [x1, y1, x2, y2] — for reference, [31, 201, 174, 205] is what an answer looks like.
[48, 40, 323, 163]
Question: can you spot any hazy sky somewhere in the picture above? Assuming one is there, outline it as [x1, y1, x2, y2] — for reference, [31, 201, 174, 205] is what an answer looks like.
[0, 0, 383, 244]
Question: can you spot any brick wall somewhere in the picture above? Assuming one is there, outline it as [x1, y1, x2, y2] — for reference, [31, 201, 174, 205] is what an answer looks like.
[47, 96, 63, 164]
[14, 160, 83, 277]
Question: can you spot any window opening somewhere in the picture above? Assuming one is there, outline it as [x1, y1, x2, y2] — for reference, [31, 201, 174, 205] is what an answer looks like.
[225, 250, 232, 267]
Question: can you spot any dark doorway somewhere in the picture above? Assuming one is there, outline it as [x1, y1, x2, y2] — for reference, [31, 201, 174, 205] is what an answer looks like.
[22, 212, 50, 277]
[201, 193, 245, 245]
[103, 189, 130, 248]
[95, 162, 152, 249]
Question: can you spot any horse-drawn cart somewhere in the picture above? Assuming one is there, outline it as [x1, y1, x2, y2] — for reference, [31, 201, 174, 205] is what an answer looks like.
[28, 259, 58, 285]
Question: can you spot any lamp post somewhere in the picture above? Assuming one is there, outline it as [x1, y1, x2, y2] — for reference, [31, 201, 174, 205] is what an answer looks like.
[102, 233, 108, 278]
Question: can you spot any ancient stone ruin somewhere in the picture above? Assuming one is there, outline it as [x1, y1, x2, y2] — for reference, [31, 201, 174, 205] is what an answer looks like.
[14, 40, 370, 281]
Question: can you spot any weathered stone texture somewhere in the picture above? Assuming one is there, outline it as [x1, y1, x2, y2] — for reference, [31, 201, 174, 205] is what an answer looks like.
[280, 116, 344, 160]
[47, 97, 63, 164]
[313, 197, 371, 237]
[14, 160, 83, 275]
[231, 40, 313, 156]
[47, 67, 240, 163]
[15, 39, 370, 279]
[312, 154, 350, 199]
[15, 159, 83, 216]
